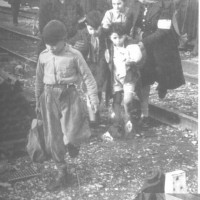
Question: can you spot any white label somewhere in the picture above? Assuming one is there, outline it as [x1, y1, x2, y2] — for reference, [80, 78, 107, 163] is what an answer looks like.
[165, 170, 187, 193]
[157, 19, 172, 29]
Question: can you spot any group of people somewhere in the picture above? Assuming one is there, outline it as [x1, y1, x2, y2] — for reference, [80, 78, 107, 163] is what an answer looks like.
[34, 0, 185, 191]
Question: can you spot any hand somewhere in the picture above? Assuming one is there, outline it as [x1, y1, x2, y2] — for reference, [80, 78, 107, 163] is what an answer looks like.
[91, 103, 99, 114]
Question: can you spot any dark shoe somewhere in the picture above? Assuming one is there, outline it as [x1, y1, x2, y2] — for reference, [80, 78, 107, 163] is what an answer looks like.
[67, 143, 80, 158]
[108, 125, 122, 138]
[158, 88, 167, 99]
[47, 166, 67, 191]
[47, 165, 76, 191]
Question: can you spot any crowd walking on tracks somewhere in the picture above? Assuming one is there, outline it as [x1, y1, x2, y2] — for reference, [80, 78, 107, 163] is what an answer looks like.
[26, 0, 198, 192]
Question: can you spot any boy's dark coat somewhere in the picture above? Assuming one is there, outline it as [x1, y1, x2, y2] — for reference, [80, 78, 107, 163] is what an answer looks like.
[131, 0, 185, 89]
[69, 28, 109, 92]
[70, 28, 106, 59]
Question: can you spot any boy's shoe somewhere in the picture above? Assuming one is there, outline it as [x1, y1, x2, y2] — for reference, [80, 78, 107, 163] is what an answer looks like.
[47, 165, 75, 191]
[158, 88, 167, 99]
[156, 85, 167, 99]
[108, 125, 122, 138]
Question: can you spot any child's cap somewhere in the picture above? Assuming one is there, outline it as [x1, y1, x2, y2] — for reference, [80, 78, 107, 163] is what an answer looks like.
[42, 20, 67, 45]
[86, 10, 102, 29]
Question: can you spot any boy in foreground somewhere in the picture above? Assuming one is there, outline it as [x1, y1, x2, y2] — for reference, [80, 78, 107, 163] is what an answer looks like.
[35, 20, 99, 191]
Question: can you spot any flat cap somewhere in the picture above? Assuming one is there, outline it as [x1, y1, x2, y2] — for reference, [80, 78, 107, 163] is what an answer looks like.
[42, 20, 67, 45]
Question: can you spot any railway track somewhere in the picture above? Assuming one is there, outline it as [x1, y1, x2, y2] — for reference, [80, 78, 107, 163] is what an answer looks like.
[181, 60, 198, 84]
[0, 25, 38, 65]
[0, 25, 40, 41]
[0, 24, 198, 134]
[0, 25, 197, 83]
[0, 45, 36, 65]
[0, 5, 37, 20]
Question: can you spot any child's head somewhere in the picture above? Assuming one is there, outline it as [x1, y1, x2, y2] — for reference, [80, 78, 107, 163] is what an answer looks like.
[109, 23, 126, 47]
[112, 0, 125, 12]
[85, 10, 102, 35]
[42, 20, 67, 54]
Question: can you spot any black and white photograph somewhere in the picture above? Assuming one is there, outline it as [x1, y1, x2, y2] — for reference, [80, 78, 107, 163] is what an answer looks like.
[0, 0, 198, 199]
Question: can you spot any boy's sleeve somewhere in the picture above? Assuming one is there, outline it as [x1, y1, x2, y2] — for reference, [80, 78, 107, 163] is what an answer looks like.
[35, 55, 44, 103]
[74, 50, 99, 106]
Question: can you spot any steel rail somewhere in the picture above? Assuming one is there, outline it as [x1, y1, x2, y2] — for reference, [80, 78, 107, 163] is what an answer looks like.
[0, 5, 37, 15]
[0, 8, 35, 20]
[181, 60, 198, 84]
[184, 73, 198, 84]
[0, 46, 36, 66]
[132, 97, 198, 134]
[0, 25, 40, 41]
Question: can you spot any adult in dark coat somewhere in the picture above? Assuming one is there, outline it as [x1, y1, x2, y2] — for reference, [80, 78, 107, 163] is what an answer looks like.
[131, 0, 185, 123]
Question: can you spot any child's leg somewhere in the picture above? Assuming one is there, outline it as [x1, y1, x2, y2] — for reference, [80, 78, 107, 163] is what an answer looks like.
[107, 91, 123, 137]
[47, 161, 67, 191]
[123, 83, 135, 134]
[140, 84, 150, 118]
[112, 91, 123, 124]
[123, 83, 134, 123]
[41, 86, 71, 191]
